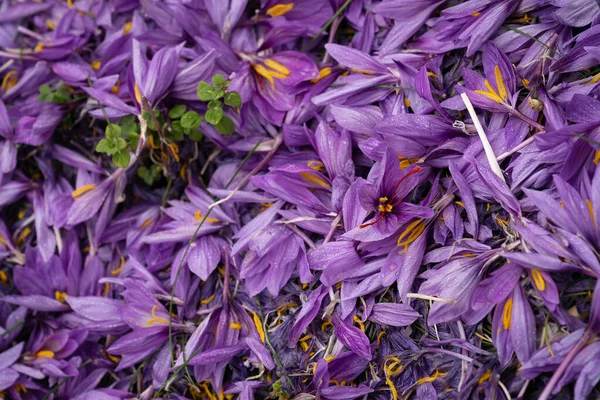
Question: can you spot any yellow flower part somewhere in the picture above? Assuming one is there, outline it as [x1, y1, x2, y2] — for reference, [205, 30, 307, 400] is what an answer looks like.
[300, 171, 330, 189]
[72, 184, 96, 199]
[229, 322, 242, 329]
[397, 219, 426, 252]
[307, 160, 324, 171]
[350, 68, 374, 75]
[34, 43, 45, 53]
[36, 350, 55, 358]
[140, 218, 152, 229]
[1, 71, 18, 92]
[55, 291, 68, 302]
[200, 293, 215, 305]
[146, 305, 169, 327]
[0, 235, 7, 246]
[531, 269, 545, 291]
[311, 67, 332, 83]
[587, 199, 595, 225]
[266, 3, 294, 17]
[474, 65, 508, 103]
[594, 149, 600, 165]
[353, 315, 365, 332]
[252, 312, 265, 342]
[194, 210, 220, 223]
[416, 370, 448, 385]
[46, 20, 55, 30]
[502, 298, 513, 330]
[111, 256, 125, 276]
[67, 0, 74, 8]
[254, 59, 291, 89]
[478, 369, 492, 384]
[0, 271, 7, 284]
[123, 21, 132, 35]
[133, 82, 143, 104]
[91, 60, 101, 70]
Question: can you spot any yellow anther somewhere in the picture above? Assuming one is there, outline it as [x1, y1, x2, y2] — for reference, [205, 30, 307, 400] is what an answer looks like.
[34, 43, 44, 53]
[478, 369, 492, 384]
[0, 235, 6, 246]
[229, 322, 242, 329]
[91, 60, 101, 70]
[462, 253, 474, 258]
[502, 298, 513, 330]
[147, 305, 169, 326]
[14, 384, 27, 394]
[300, 172, 330, 189]
[72, 184, 96, 199]
[0, 271, 6, 284]
[495, 215, 509, 227]
[17, 209, 26, 220]
[474, 332, 492, 343]
[194, 210, 220, 223]
[426, 71, 437, 78]
[471, 11, 480, 16]
[404, 97, 411, 108]
[494, 66, 507, 100]
[16, 227, 31, 245]
[264, 59, 291, 76]
[311, 67, 332, 83]
[277, 302, 298, 316]
[36, 350, 55, 358]
[55, 291, 68, 302]
[111, 256, 125, 275]
[377, 330, 386, 343]
[321, 319, 332, 331]
[1, 71, 18, 92]
[46, 20, 55, 30]
[107, 353, 120, 363]
[302, 282, 309, 290]
[531, 269, 545, 291]
[101, 282, 110, 296]
[353, 315, 365, 332]
[324, 355, 335, 362]
[587, 199, 595, 225]
[148, 134, 160, 149]
[180, 162, 187, 179]
[559, 200, 565, 208]
[67, 0, 73, 8]
[252, 312, 265, 342]
[350, 68, 374, 75]
[397, 219, 426, 252]
[260, 202, 273, 211]
[266, 3, 294, 17]
[140, 218, 152, 229]
[133, 82, 142, 104]
[594, 150, 600, 165]
[475, 79, 503, 103]
[416, 370, 447, 385]
[123, 21, 132, 35]
[200, 293, 215, 305]
[307, 160, 324, 171]
[486, 203, 491, 212]
[455, 201, 465, 208]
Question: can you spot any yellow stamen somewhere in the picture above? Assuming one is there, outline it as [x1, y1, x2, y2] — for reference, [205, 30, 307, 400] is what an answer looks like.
[252, 312, 265, 342]
[46, 20, 55, 30]
[486, 203, 491, 212]
[311, 67, 332, 83]
[101, 282, 110, 296]
[455, 201, 465, 208]
[502, 298, 513, 330]
[72, 184, 96, 199]
[16, 227, 31, 245]
[148, 134, 160, 149]
[107, 353, 120, 363]
[1, 71, 18, 92]
[426, 71, 437, 78]
[378, 196, 393, 213]
[200, 293, 215, 305]
[587, 199, 595, 225]
[67, 0, 73, 8]
[353, 315, 365, 332]
[123, 21, 132, 35]
[474, 80, 503, 103]
[350, 68, 374, 75]
[475, 332, 492, 343]
[111, 256, 125, 275]
[17, 209, 26, 220]
[15, 384, 27, 394]
[522, 78, 530, 87]
[167, 143, 180, 163]
[416, 370, 447, 385]
[264, 59, 291, 76]
[307, 160, 324, 171]
[531, 269, 545, 291]
[471, 12, 480, 16]
[266, 3, 294, 17]
[140, 218, 152, 229]
[321, 319, 332, 331]
[404, 98, 411, 107]
[180, 162, 187, 179]
[494, 66, 507, 100]
[229, 322, 242, 329]
[0, 235, 6, 246]
[587, 72, 600, 85]
[55, 291, 68, 302]
[91, 60, 101, 70]
[377, 330, 386, 343]
[133, 82, 142, 104]
[110, 79, 120, 94]
[594, 150, 600, 165]
[397, 219, 426, 252]
[36, 350, 55, 358]
[147, 305, 169, 326]
[478, 370, 492, 384]
[300, 171, 330, 188]
[0, 271, 6, 284]
[194, 210, 220, 223]
[34, 43, 44, 53]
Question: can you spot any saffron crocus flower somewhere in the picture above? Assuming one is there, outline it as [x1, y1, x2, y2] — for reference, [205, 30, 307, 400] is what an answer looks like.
[22, 329, 88, 378]
[345, 150, 433, 242]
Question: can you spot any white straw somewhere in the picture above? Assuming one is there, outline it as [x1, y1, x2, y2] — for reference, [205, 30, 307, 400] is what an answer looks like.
[460, 93, 505, 182]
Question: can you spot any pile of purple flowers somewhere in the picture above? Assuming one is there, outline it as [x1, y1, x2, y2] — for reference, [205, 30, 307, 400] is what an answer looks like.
[1, 0, 600, 399]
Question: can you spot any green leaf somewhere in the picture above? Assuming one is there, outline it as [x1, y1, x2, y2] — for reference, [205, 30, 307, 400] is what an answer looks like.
[224, 91, 242, 107]
[106, 124, 122, 139]
[180, 111, 202, 129]
[215, 115, 235, 135]
[128, 132, 140, 149]
[113, 150, 131, 168]
[205, 107, 223, 125]
[172, 120, 182, 132]
[207, 100, 222, 109]
[212, 74, 225, 87]
[189, 129, 203, 141]
[214, 89, 225, 99]
[119, 115, 139, 136]
[169, 105, 187, 119]
[116, 137, 128, 151]
[197, 81, 216, 101]
[95, 139, 111, 153]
